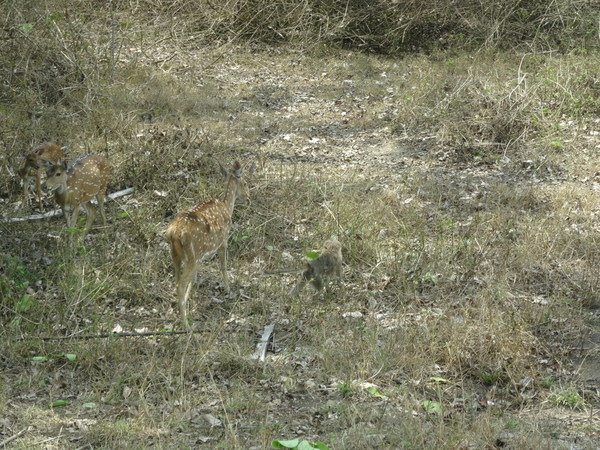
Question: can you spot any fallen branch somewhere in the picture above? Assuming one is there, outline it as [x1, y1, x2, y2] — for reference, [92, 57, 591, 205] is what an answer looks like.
[0, 428, 26, 447]
[17, 327, 252, 341]
[22, 329, 203, 341]
[2, 187, 135, 222]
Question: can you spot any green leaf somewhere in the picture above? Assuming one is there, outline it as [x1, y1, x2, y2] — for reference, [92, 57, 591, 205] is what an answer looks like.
[550, 139, 563, 148]
[22, 23, 33, 33]
[82, 402, 96, 408]
[16, 294, 33, 312]
[313, 444, 329, 450]
[422, 400, 441, 414]
[272, 439, 299, 449]
[266, 245, 274, 251]
[32, 356, 48, 362]
[430, 377, 451, 383]
[52, 400, 68, 407]
[65, 354, 77, 362]
[120, 212, 128, 218]
[305, 251, 319, 261]
[366, 386, 384, 398]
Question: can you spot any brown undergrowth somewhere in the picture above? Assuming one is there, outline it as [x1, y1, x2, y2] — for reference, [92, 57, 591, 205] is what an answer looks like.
[1, 2, 600, 449]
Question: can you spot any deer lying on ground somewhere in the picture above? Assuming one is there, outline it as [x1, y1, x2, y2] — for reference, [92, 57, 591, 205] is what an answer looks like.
[17, 142, 63, 212]
[166, 160, 251, 329]
[266, 237, 343, 298]
[40, 154, 111, 238]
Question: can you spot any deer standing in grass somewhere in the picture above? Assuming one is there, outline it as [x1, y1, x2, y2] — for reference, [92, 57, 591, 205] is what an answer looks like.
[166, 160, 250, 329]
[40, 154, 111, 238]
[18, 142, 63, 212]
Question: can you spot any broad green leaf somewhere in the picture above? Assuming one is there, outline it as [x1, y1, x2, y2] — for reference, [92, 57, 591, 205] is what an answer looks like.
[22, 23, 33, 33]
[305, 251, 319, 261]
[272, 439, 299, 448]
[422, 400, 441, 414]
[65, 354, 76, 361]
[16, 294, 33, 312]
[32, 356, 48, 362]
[52, 400, 68, 407]
[82, 402, 96, 408]
[266, 245, 273, 251]
[366, 386, 384, 398]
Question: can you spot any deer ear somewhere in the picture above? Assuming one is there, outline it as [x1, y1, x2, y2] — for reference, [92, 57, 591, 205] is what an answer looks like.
[232, 161, 242, 178]
[213, 157, 228, 179]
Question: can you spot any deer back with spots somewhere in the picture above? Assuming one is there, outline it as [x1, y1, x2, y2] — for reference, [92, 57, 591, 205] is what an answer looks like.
[17, 142, 63, 212]
[166, 160, 250, 329]
[41, 154, 111, 238]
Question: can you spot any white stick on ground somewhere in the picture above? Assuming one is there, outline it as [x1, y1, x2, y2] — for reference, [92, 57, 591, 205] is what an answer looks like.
[251, 324, 275, 363]
[2, 187, 135, 222]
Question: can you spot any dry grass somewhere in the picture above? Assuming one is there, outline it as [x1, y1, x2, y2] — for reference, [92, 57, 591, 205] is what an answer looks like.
[2, 2, 600, 449]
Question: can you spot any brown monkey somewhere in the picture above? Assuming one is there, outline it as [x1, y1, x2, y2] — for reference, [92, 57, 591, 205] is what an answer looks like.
[266, 237, 343, 297]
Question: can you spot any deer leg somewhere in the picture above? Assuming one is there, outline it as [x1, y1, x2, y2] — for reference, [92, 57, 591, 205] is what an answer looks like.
[177, 263, 197, 329]
[35, 172, 44, 212]
[217, 244, 230, 294]
[61, 206, 70, 226]
[22, 179, 30, 209]
[96, 194, 107, 227]
[82, 202, 96, 238]
[64, 205, 79, 245]
[170, 249, 181, 292]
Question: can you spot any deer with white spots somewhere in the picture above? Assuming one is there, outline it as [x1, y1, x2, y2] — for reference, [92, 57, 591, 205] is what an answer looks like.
[166, 160, 251, 329]
[40, 154, 111, 238]
[17, 142, 63, 212]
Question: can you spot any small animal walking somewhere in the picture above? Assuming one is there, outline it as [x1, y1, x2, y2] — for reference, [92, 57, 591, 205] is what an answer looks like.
[166, 160, 250, 329]
[267, 237, 343, 297]
[18, 142, 63, 211]
[41, 154, 111, 238]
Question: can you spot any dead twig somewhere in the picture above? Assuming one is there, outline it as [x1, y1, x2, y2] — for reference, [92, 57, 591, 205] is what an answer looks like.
[0, 428, 26, 447]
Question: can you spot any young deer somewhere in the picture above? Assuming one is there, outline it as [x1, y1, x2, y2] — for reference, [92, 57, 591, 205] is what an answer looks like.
[166, 160, 250, 329]
[41, 154, 111, 238]
[18, 142, 63, 212]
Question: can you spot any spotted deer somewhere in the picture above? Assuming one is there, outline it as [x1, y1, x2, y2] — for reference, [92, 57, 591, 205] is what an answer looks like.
[166, 160, 251, 329]
[17, 142, 63, 212]
[40, 154, 111, 238]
